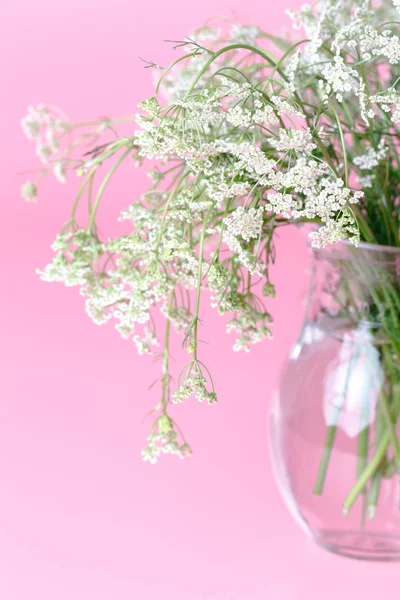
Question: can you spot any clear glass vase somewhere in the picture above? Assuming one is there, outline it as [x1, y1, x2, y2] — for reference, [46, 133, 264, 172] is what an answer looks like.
[270, 241, 400, 561]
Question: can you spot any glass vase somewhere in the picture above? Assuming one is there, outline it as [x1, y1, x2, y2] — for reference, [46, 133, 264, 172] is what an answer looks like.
[270, 241, 400, 560]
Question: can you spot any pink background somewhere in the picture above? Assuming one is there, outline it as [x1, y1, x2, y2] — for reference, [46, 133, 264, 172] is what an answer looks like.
[1, 0, 399, 598]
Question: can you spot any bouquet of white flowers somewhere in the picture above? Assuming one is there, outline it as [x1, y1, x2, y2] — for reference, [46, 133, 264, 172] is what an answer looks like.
[21, 1, 400, 552]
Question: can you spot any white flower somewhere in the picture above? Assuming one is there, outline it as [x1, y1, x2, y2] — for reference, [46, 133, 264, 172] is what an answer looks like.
[359, 25, 400, 65]
[370, 89, 400, 123]
[21, 114, 40, 140]
[356, 174, 375, 189]
[21, 181, 38, 202]
[354, 140, 388, 170]
[308, 209, 360, 249]
[53, 161, 67, 183]
[285, 49, 301, 92]
[223, 206, 264, 244]
[265, 192, 298, 218]
[271, 95, 303, 117]
[252, 103, 279, 125]
[226, 105, 252, 128]
[141, 415, 192, 463]
[35, 144, 53, 164]
[319, 55, 359, 102]
[223, 206, 266, 275]
[269, 128, 316, 153]
[133, 327, 159, 355]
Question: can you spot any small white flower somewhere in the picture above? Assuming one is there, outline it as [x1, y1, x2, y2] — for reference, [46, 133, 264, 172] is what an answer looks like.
[269, 128, 316, 153]
[36, 144, 53, 164]
[53, 161, 67, 183]
[21, 181, 38, 202]
[354, 140, 388, 170]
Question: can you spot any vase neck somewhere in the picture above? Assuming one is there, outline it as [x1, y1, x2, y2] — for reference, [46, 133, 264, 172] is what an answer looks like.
[307, 242, 400, 331]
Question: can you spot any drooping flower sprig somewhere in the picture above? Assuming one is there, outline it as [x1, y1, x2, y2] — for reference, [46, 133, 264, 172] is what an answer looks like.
[21, 1, 400, 462]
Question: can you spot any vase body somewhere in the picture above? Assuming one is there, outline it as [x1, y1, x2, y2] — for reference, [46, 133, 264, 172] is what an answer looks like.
[271, 241, 400, 560]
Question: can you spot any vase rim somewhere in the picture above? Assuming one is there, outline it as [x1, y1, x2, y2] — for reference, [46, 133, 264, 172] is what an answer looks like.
[351, 240, 400, 254]
[313, 239, 400, 258]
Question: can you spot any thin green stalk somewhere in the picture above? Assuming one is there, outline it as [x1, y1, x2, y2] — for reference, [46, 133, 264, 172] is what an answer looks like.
[313, 426, 339, 495]
[71, 166, 97, 222]
[191, 203, 214, 360]
[87, 145, 134, 232]
[368, 469, 383, 520]
[156, 52, 200, 95]
[265, 39, 310, 85]
[154, 173, 190, 256]
[344, 369, 400, 515]
[329, 100, 348, 187]
[380, 347, 400, 475]
[185, 43, 284, 99]
[161, 291, 174, 411]
[357, 426, 370, 528]
[314, 344, 361, 495]
[343, 430, 389, 516]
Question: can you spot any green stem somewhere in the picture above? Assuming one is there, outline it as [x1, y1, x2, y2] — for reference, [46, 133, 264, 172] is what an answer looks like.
[185, 44, 284, 99]
[314, 426, 338, 495]
[343, 431, 389, 516]
[154, 173, 190, 256]
[191, 204, 214, 360]
[344, 377, 400, 515]
[357, 424, 370, 528]
[87, 145, 133, 233]
[381, 394, 400, 470]
[314, 344, 361, 495]
[329, 100, 348, 187]
[161, 291, 174, 411]
[71, 166, 97, 222]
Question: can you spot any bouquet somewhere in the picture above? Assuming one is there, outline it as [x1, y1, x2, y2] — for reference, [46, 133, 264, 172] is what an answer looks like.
[20, 0, 400, 527]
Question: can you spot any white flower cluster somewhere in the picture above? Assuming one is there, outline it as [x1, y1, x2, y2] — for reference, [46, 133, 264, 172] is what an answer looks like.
[141, 415, 192, 464]
[286, 0, 400, 123]
[38, 226, 169, 353]
[223, 206, 266, 275]
[206, 181, 251, 205]
[37, 229, 104, 287]
[133, 327, 159, 355]
[354, 140, 388, 170]
[176, 92, 224, 127]
[271, 95, 303, 117]
[27, 5, 400, 464]
[227, 312, 273, 352]
[173, 372, 217, 404]
[319, 56, 359, 103]
[21, 104, 69, 185]
[359, 25, 400, 65]
[269, 128, 317, 153]
[221, 291, 273, 352]
[370, 89, 400, 123]
[275, 156, 328, 188]
[21, 181, 38, 202]
[308, 209, 360, 248]
[135, 80, 281, 165]
[225, 101, 278, 128]
[357, 173, 375, 189]
[266, 161, 363, 245]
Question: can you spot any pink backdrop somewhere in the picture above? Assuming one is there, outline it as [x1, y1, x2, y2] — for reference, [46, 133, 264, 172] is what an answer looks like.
[1, 1, 399, 598]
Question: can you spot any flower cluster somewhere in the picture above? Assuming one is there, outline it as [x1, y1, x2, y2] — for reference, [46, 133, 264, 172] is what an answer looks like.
[22, 1, 400, 462]
[141, 415, 192, 464]
[21, 104, 70, 189]
[269, 128, 317, 153]
[354, 140, 388, 170]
